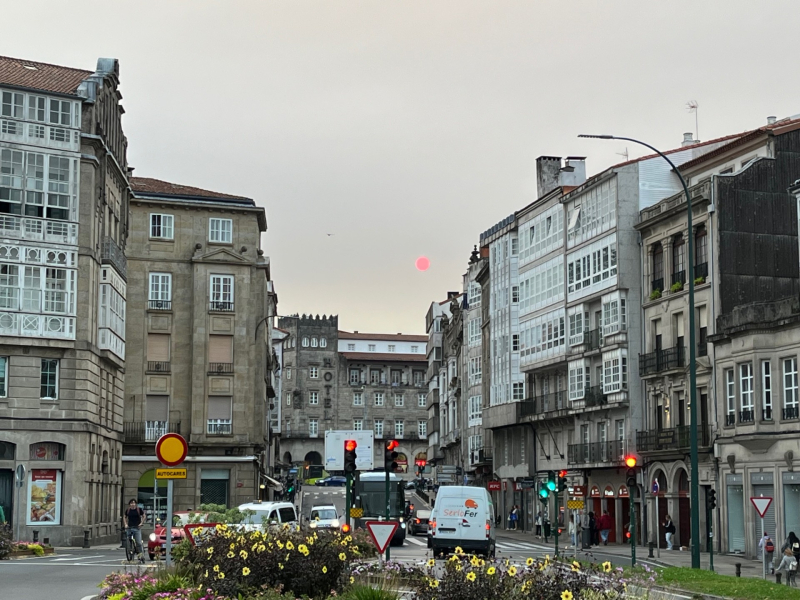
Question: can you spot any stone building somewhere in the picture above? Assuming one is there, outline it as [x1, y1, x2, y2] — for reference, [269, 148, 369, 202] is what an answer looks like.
[121, 177, 275, 517]
[278, 316, 428, 478]
[0, 56, 129, 545]
[439, 293, 465, 468]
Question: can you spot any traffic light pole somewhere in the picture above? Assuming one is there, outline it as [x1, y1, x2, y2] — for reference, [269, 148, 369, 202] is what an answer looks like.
[345, 472, 352, 532]
[554, 493, 559, 558]
[630, 498, 636, 568]
[385, 467, 391, 561]
[708, 504, 714, 572]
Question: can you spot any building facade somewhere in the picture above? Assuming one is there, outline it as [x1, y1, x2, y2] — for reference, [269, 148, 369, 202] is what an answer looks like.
[0, 56, 129, 545]
[278, 317, 428, 477]
[122, 177, 275, 518]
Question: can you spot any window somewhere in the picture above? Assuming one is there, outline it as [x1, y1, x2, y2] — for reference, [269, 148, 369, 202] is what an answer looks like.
[347, 343, 355, 351]
[368, 344, 376, 352]
[320, 338, 327, 348]
[353, 419, 363, 431]
[208, 335, 233, 368]
[1, 92, 23, 119]
[147, 333, 170, 364]
[286, 392, 292, 405]
[148, 273, 172, 305]
[49, 99, 72, 126]
[209, 275, 234, 309]
[309, 367, 318, 379]
[374, 419, 384, 438]
[467, 282, 482, 308]
[468, 395, 482, 423]
[370, 369, 381, 384]
[601, 292, 627, 336]
[302, 337, 309, 347]
[567, 180, 616, 246]
[511, 286, 519, 303]
[468, 357, 482, 386]
[568, 307, 589, 345]
[672, 235, 686, 285]
[568, 360, 586, 401]
[511, 237, 518, 255]
[418, 420, 427, 438]
[207, 396, 232, 434]
[394, 394, 404, 407]
[209, 218, 232, 243]
[309, 419, 318, 437]
[374, 392, 384, 406]
[518, 308, 566, 364]
[762, 361, 773, 420]
[286, 367, 291, 380]
[512, 334, 519, 351]
[353, 392, 363, 406]
[739, 363, 754, 420]
[784, 358, 798, 417]
[311, 337, 318, 347]
[602, 349, 627, 393]
[418, 393, 427, 407]
[349, 368, 360, 384]
[150, 214, 174, 239]
[0, 356, 7, 397]
[567, 234, 618, 299]
[40, 358, 58, 399]
[308, 391, 319, 405]
[468, 319, 481, 346]
[28, 95, 46, 121]
[395, 420, 404, 438]
[518, 255, 564, 314]
[616, 419, 625, 441]
[652, 243, 664, 288]
[411, 345, 419, 353]
[725, 369, 735, 424]
[512, 382, 524, 400]
[695, 225, 708, 266]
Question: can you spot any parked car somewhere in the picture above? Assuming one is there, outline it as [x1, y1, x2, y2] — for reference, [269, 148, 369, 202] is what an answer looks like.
[314, 476, 347, 487]
[409, 509, 431, 536]
[237, 501, 299, 532]
[429, 486, 495, 557]
[307, 504, 341, 530]
[147, 511, 209, 560]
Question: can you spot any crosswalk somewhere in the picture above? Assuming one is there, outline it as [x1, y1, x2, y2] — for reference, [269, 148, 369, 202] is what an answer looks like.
[399, 537, 546, 551]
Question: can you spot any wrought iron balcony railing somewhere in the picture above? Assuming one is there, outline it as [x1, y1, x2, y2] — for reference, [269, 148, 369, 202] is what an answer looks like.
[123, 421, 181, 443]
[639, 346, 685, 376]
[567, 440, 626, 465]
[635, 425, 711, 452]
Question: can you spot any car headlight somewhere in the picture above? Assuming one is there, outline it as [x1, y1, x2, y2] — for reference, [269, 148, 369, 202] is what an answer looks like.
[399, 517, 404, 523]
[309, 522, 317, 528]
[332, 520, 340, 528]
[149, 533, 156, 542]
[401, 523, 406, 529]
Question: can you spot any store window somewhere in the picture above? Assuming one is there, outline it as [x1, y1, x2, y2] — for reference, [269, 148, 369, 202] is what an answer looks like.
[200, 469, 230, 506]
[27, 469, 62, 525]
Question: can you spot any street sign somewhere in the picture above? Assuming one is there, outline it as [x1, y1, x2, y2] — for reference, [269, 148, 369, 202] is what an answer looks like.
[567, 499, 585, 510]
[652, 480, 660, 494]
[156, 468, 187, 479]
[521, 478, 536, 489]
[366, 521, 399, 554]
[156, 433, 188, 467]
[15, 464, 25, 482]
[350, 507, 363, 518]
[324, 430, 375, 471]
[569, 485, 586, 497]
[751, 497, 773, 518]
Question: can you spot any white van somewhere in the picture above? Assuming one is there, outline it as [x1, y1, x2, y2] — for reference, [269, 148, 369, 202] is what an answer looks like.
[237, 501, 299, 531]
[429, 486, 495, 556]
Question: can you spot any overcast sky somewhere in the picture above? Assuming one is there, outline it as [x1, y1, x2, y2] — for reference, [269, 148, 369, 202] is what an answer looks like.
[5, 1, 799, 333]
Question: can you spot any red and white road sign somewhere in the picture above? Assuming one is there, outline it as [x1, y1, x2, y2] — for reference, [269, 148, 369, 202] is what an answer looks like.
[365, 521, 399, 554]
[751, 496, 773, 518]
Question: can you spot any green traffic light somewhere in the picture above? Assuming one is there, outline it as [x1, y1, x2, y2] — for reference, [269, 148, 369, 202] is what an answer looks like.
[539, 488, 549, 498]
[546, 481, 557, 491]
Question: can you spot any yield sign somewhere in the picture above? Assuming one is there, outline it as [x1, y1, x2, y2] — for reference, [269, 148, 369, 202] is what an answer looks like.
[751, 496, 773, 518]
[366, 521, 399, 554]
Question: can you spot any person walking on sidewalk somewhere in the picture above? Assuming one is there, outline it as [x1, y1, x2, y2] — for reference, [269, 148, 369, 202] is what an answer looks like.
[599, 510, 614, 546]
[509, 505, 519, 530]
[587, 511, 598, 546]
[568, 514, 576, 549]
[663, 515, 676, 550]
[777, 548, 798, 586]
[759, 532, 775, 574]
[535, 511, 542, 538]
[782, 531, 800, 561]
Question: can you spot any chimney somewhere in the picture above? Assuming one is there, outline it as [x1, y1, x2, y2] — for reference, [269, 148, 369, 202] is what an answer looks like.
[561, 157, 587, 188]
[536, 156, 562, 197]
[682, 133, 696, 147]
[767, 116, 777, 125]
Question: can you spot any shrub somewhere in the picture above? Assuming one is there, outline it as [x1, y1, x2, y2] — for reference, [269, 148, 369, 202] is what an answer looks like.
[27, 543, 45, 556]
[189, 503, 251, 525]
[649, 289, 662, 301]
[694, 276, 705, 285]
[97, 571, 224, 600]
[0, 524, 13, 559]
[670, 281, 683, 293]
[342, 583, 399, 600]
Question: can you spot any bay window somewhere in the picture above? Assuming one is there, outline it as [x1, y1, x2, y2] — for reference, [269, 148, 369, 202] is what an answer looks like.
[568, 305, 588, 346]
[784, 358, 799, 419]
[602, 349, 627, 393]
[601, 291, 627, 336]
[739, 363, 754, 422]
[568, 360, 588, 401]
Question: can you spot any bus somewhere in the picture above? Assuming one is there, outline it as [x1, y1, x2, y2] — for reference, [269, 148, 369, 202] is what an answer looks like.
[353, 472, 406, 546]
[303, 464, 326, 485]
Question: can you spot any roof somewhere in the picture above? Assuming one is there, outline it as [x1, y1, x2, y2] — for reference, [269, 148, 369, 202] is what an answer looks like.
[130, 177, 254, 205]
[338, 331, 427, 342]
[340, 352, 427, 362]
[0, 55, 91, 96]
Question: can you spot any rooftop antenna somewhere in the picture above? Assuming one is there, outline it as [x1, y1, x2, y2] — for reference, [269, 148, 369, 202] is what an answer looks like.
[616, 148, 629, 161]
[687, 101, 699, 140]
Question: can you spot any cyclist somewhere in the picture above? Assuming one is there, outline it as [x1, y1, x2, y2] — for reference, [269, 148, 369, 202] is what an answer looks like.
[123, 499, 146, 563]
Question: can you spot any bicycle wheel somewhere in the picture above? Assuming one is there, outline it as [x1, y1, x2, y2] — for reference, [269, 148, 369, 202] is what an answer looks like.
[125, 535, 135, 562]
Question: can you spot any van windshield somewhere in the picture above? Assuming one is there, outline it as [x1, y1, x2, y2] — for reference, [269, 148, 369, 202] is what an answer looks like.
[241, 510, 273, 525]
[311, 509, 337, 520]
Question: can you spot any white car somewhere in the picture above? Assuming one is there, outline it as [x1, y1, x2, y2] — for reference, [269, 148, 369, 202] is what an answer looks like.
[237, 501, 299, 531]
[308, 505, 341, 530]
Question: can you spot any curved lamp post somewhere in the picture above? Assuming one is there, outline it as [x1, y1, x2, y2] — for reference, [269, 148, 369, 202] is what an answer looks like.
[578, 134, 700, 569]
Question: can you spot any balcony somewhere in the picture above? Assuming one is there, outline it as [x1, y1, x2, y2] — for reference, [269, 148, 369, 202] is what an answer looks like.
[695, 262, 709, 280]
[725, 414, 736, 426]
[762, 406, 773, 421]
[281, 430, 311, 439]
[208, 363, 233, 374]
[0, 214, 78, 245]
[671, 270, 686, 287]
[739, 409, 755, 423]
[470, 446, 493, 465]
[635, 425, 712, 453]
[101, 236, 127, 280]
[209, 301, 234, 312]
[586, 328, 602, 351]
[784, 406, 799, 420]
[567, 440, 626, 465]
[207, 420, 232, 435]
[147, 361, 171, 373]
[148, 299, 172, 311]
[124, 421, 181, 443]
[584, 386, 608, 408]
[639, 346, 685, 377]
[518, 391, 567, 419]
[651, 278, 664, 293]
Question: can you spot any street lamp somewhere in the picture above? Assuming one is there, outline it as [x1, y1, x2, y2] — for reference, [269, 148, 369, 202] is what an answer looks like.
[578, 134, 700, 569]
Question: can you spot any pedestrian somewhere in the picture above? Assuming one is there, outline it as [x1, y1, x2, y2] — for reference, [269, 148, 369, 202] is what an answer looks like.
[759, 532, 775, 574]
[777, 548, 798, 586]
[509, 505, 519, 530]
[123, 499, 146, 564]
[568, 514, 577, 549]
[536, 511, 543, 538]
[783, 531, 800, 561]
[588, 511, 598, 546]
[663, 515, 676, 550]
[599, 510, 614, 546]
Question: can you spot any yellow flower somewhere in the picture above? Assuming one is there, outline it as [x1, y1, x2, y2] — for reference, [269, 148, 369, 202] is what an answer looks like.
[252, 543, 258, 551]
[455, 564, 462, 571]
[455, 546, 464, 555]
[449, 555, 459, 563]
[429, 579, 440, 588]
[561, 592, 574, 600]
[571, 561, 581, 573]
[322, 566, 328, 574]
[299, 544, 308, 554]
[286, 541, 295, 550]
[277, 541, 284, 549]
[471, 556, 480, 567]
[522, 581, 532, 592]
[283, 523, 289, 530]
[279, 563, 284, 570]
[227, 551, 235, 558]
[526, 557, 534, 566]
[487, 566, 496, 575]
[217, 572, 225, 580]
[339, 552, 347, 561]
[242, 567, 251, 576]
[204, 570, 208, 578]
[478, 559, 485, 567]
[213, 565, 220, 572]
[602, 561, 612, 573]
[207, 547, 214, 555]
[508, 566, 517, 577]
[466, 572, 477, 582]
[240, 550, 248, 559]
[350, 577, 355, 584]
[427, 559, 436, 567]
[230, 543, 235, 550]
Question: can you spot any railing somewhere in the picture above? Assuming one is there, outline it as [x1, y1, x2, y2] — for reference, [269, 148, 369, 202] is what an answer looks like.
[695, 262, 709, 280]
[470, 446, 493, 465]
[207, 420, 232, 435]
[147, 361, 171, 373]
[148, 299, 172, 310]
[584, 386, 608, 407]
[739, 409, 755, 423]
[518, 391, 567, 419]
[123, 421, 181, 443]
[567, 440, 626, 465]
[0, 215, 78, 245]
[725, 413, 736, 426]
[209, 301, 234, 312]
[0, 311, 75, 340]
[639, 346, 685, 376]
[762, 406, 773, 421]
[651, 278, 664, 293]
[635, 425, 711, 452]
[208, 362, 234, 374]
[281, 431, 310, 439]
[101, 236, 127, 280]
[784, 406, 799, 420]
[586, 328, 602, 351]
[671, 270, 686, 287]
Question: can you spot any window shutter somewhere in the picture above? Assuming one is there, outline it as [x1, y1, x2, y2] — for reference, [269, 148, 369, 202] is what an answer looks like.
[208, 396, 232, 420]
[147, 334, 170, 361]
[209, 336, 233, 363]
[146, 395, 169, 421]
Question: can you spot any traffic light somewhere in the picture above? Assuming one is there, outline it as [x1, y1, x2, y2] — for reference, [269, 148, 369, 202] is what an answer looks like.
[341, 523, 351, 534]
[538, 482, 550, 503]
[707, 489, 717, 510]
[546, 470, 557, 492]
[344, 439, 358, 474]
[625, 455, 638, 497]
[385, 440, 399, 472]
[558, 470, 568, 492]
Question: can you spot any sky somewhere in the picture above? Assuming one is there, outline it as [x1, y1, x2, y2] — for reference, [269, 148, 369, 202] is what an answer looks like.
[5, 1, 800, 334]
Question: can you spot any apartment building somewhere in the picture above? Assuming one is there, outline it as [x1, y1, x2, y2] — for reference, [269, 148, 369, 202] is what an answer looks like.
[279, 316, 428, 477]
[439, 293, 464, 468]
[122, 177, 275, 515]
[425, 296, 454, 467]
[0, 56, 129, 545]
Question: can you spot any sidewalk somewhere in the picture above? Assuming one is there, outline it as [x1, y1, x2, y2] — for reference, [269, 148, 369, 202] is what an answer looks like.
[495, 528, 772, 581]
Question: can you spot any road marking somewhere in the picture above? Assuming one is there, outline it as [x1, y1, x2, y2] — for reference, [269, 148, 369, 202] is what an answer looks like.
[405, 537, 426, 546]
[51, 555, 104, 561]
[496, 542, 542, 551]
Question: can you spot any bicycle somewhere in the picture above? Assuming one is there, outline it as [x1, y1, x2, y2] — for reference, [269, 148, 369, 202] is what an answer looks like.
[125, 528, 144, 563]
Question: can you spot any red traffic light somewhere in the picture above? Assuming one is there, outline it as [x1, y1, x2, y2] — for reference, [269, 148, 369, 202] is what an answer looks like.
[625, 530, 631, 539]
[341, 523, 351, 533]
[558, 470, 568, 478]
[345, 439, 358, 452]
[386, 440, 399, 451]
[415, 458, 427, 467]
[624, 455, 638, 469]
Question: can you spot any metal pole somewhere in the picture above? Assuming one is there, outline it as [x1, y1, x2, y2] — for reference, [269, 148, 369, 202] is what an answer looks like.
[656, 494, 660, 558]
[345, 472, 351, 532]
[165, 479, 174, 568]
[385, 468, 390, 561]
[631, 498, 637, 567]
[578, 133, 700, 569]
[761, 516, 766, 580]
[709, 504, 714, 572]
[15, 480, 21, 542]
